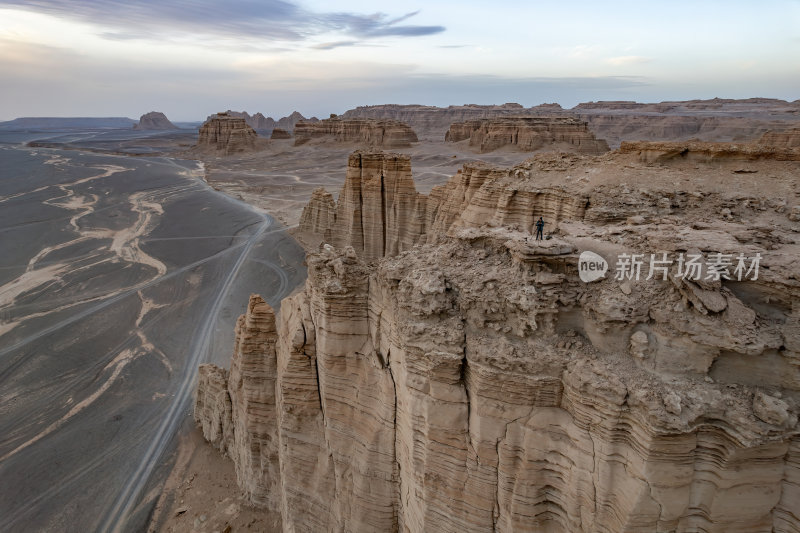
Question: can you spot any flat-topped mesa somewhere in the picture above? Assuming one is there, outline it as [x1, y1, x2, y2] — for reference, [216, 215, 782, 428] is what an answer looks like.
[197, 112, 260, 155]
[293, 118, 418, 148]
[619, 139, 800, 163]
[133, 111, 178, 130]
[445, 116, 610, 154]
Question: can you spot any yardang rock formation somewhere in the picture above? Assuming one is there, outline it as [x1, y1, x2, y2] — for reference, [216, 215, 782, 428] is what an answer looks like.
[196, 112, 261, 155]
[445, 116, 609, 154]
[293, 118, 418, 148]
[197, 137, 800, 532]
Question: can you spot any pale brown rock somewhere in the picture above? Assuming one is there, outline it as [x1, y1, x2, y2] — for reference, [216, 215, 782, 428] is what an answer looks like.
[193, 295, 281, 510]
[445, 116, 609, 154]
[298, 152, 428, 261]
[293, 118, 418, 148]
[759, 128, 800, 149]
[196, 143, 800, 532]
[207, 110, 317, 131]
[196, 112, 261, 155]
[269, 128, 291, 139]
[340, 99, 800, 144]
[619, 140, 800, 162]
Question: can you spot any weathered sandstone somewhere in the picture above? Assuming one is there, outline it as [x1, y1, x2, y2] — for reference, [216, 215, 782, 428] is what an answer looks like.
[340, 99, 800, 145]
[197, 144, 800, 532]
[293, 118, 418, 148]
[196, 112, 260, 155]
[298, 152, 427, 261]
[445, 117, 609, 154]
[759, 128, 800, 149]
[270, 128, 291, 140]
[207, 110, 318, 132]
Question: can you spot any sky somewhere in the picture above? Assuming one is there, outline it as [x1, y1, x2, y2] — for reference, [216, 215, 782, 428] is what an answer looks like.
[0, 0, 798, 121]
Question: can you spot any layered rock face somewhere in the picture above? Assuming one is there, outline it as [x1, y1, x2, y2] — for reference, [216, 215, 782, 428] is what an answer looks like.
[293, 118, 418, 148]
[298, 152, 427, 261]
[198, 146, 800, 532]
[195, 295, 280, 509]
[619, 140, 800, 162]
[339, 99, 800, 145]
[270, 128, 291, 139]
[197, 112, 260, 155]
[759, 128, 800, 149]
[445, 117, 609, 154]
[207, 110, 318, 132]
[133, 111, 178, 130]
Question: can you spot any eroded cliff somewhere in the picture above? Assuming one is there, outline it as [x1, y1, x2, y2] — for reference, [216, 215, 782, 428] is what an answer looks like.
[445, 117, 609, 154]
[293, 118, 418, 148]
[196, 112, 262, 155]
[197, 143, 800, 532]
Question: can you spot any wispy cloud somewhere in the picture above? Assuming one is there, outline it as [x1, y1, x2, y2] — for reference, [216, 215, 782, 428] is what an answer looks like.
[312, 40, 358, 50]
[605, 55, 651, 66]
[0, 1, 445, 42]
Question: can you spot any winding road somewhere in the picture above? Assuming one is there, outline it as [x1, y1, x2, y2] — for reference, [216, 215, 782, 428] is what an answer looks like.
[0, 138, 306, 532]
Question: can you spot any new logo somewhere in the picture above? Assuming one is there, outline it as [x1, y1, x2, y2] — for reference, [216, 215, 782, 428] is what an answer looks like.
[578, 251, 608, 283]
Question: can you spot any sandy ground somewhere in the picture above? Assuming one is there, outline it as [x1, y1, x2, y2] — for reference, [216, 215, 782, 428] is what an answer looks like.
[148, 426, 281, 533]
[0, 136, 306, 533]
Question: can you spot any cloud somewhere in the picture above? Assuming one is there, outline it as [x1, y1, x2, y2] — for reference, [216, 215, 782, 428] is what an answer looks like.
[0, 1, 445, 42]
[312, 40, 358, 50]
[605, 55, 651, 66]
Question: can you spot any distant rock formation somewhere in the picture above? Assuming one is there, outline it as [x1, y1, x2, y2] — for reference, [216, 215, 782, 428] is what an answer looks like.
[270, 128, 291, 140]
[339, 99, 800, 145]
[196, 112, 260, 155]
[445, 116, 609, 154]
[293, 118, 418, 148]
[341, 103, 559, 138]
[207, 110, 319, 132]
[619, 140, 800, 162]
[133, 111, 178, 130]
[759, 128, 800, 149]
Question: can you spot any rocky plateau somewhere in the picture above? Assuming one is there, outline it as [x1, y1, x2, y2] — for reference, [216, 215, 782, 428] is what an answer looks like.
[445, 116, 609, 154]
[195, 135, 800, 531]
[340, 99, 800, 146]
[293, 118, 419, 148]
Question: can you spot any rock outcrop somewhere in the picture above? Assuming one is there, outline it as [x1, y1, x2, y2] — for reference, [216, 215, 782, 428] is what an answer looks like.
[619, 140, 800, 162]
[293, 118, 418, 148]
[340, 99, 800, 145]
[206, 110, 318, 132]
[298, 152, 427, 261]
[270, 128, 291, 140]
[196, 112, 260, 155]
[445, 117, 609, 154]
[197, 145, 800, 532]
[759, 128, 800, 149]
[133, 111, 178, 130]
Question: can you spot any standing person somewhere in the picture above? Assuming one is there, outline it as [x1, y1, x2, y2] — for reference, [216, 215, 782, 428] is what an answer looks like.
[535, 217, 545, 241]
